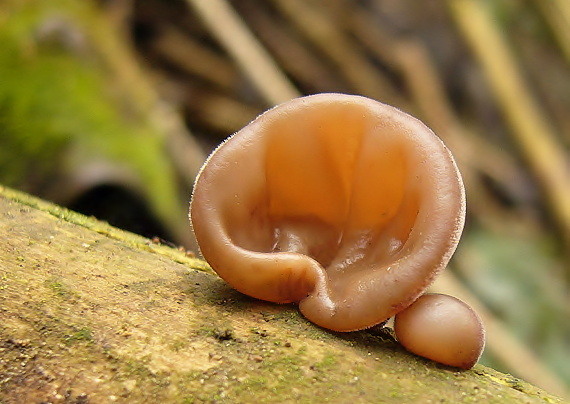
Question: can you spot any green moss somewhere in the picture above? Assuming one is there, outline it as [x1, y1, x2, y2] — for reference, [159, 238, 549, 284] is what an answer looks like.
[313, 351, 337, 370]
[243, 376, 268, 387]
[45, 278, 73, 298]
[0, 0, 194, 242]
[0, 184, 212, 273]
[64, 327, 93, 345]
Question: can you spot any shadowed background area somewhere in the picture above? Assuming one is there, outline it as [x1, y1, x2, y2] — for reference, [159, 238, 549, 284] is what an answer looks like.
[0, 0, 568, 398]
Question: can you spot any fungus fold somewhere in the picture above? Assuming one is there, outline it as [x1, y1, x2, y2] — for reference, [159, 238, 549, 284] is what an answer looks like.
[190, 93, 465, 332]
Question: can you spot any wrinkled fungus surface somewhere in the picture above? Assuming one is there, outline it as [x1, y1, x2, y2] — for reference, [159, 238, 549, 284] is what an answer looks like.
[394, 293, 485, 369]
[190, 93, 465, 331]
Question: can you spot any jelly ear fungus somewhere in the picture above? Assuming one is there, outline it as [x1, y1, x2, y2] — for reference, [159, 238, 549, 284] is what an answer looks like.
[190, 93, 466, 333]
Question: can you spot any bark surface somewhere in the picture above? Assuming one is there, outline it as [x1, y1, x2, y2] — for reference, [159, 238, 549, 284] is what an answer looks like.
[0, 185, 563, 403]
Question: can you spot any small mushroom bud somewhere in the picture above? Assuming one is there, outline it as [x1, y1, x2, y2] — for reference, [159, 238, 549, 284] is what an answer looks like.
[394, 293, 485, 369]
[190, 93, 465, 332]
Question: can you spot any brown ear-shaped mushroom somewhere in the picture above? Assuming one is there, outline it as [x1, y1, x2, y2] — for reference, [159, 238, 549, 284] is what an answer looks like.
[394, 293, 485, 369]
[190, 93, 465, 332]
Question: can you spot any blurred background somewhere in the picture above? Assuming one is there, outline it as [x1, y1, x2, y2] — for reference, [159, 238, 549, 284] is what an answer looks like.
[1, 0, 568, 398]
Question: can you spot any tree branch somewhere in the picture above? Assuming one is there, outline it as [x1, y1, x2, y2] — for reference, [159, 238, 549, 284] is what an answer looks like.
[0, 185, 562, 403]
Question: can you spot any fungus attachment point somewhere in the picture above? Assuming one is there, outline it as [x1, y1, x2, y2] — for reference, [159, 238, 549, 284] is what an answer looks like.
[190, 93, 465, 332]
[394, 294, 485, 369]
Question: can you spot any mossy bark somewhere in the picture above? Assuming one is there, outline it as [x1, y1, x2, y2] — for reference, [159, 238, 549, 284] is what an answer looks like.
[0, 185, 564, 404]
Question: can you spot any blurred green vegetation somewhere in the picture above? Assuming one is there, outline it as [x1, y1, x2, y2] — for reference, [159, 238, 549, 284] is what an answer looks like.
[457, 225, 569, 382]
[0, 0, 199, 245]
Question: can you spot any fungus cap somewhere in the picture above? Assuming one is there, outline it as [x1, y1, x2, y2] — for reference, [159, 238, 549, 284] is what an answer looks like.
[394, 293, 485, 369]
[190, 93, 465, 331]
